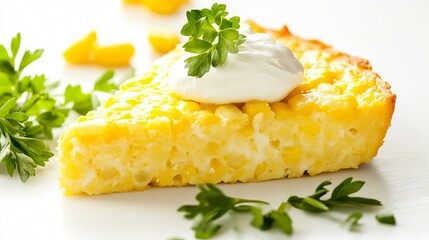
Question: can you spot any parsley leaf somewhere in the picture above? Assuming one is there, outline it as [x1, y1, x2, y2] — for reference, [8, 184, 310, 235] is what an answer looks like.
[19, 49, 44, 72]
[376, 214, 396, 225]
[178, 184, 267, 239]
[181, 3, 246, 78]
[0, 33, 122, 181]
[0, 98, 53, 181]
[64, 69, 118, 115]
[288, 177, 381, 213]
[94, 69, 116, 93]
[64, 85, 94, 115]
[343, 212, 363, 231]
[251, 202, 293, 235]
[184, 53, 212, 77]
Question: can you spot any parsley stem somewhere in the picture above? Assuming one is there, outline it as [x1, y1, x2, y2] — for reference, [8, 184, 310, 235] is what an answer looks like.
[303, 197, 329, 212]
[278, 202, 289, 212]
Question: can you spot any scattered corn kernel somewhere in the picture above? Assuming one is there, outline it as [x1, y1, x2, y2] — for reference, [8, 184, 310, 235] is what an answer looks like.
[92, 43, 135, 67]
[245, 20, 266, 33]
[63, 31, 97, 64]
[142, 0, 189, 15]
[64, 31, 135, 67]
[148, 28, 180, 54]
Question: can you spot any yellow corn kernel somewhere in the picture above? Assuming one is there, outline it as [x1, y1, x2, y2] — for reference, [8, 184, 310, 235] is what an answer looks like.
[207, 142, 220, 155]
[215, 104, 244, 123]
[104, 123, 130, 141]
[246, 20, 266, 33]
[142, 0, 188, 15]
[146, 116, 172, 135]
[183, 166, 197, 182]
[240, 125, 254, 137]
[121, 74, 155, 90]
[183, 101, 201, 112]
[301, 122, 320, 136]
[172, 118, 190, 135]
[150, 106, 181, 119]
[287, 94, 315, 115]
[282, 146, 301, 165]
[134, 169, 152, 184]
[254, 163, 267, 178]
[76, 115, 88, 123]
[148, 28, 180, 54]
[73, 124, 104, 137]
[243, 101, 271, 117]
[172, 174, 184, 185]
[103, 97, 120, 108]
[210, 158, 223, 172]
[63, 31, 97, 64]
[63, 163, 80, 180]
[271, 102, 292, 119]
[299, 68, 337, 92]
[119, 113, 133, 120]
[195, 110, 218, 125]
[156, 169, 173, 186]
[99, 167, 119, 180]
[93, 43, 135, 67]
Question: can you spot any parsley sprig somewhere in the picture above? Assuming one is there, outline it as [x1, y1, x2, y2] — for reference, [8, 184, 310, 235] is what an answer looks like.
[287, 177, 382, 213]
[0, 97, 54, 181]
[179, 178, 395, 239]
[180, 3, 246, 78]
[178, 184, 267, 239]
[0, 33, 120, 181]
[251, 202, 293, 235]
[376, 214, 396, 225]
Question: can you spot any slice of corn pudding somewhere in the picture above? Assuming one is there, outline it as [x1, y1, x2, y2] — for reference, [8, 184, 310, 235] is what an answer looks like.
[58, 23, 395, 195]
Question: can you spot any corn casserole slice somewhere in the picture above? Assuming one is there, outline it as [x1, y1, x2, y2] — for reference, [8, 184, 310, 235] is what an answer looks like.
[58, 23, 396, 195]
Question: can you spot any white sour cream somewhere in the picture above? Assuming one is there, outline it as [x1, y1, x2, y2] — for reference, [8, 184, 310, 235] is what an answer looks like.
[164, 26, 303, 104]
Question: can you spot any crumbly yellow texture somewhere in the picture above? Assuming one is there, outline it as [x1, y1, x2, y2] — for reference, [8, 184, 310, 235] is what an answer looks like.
[58, 23, 395, 195]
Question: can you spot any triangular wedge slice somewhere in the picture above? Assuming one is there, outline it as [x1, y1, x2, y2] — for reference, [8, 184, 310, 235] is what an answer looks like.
[58, 23, 395, 195]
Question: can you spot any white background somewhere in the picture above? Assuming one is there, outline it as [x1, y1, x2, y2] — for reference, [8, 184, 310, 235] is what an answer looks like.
[1, 0, 429, 239]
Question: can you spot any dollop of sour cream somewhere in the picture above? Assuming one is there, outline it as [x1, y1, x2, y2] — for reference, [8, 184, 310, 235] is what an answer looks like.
[165, 26, 304, 104]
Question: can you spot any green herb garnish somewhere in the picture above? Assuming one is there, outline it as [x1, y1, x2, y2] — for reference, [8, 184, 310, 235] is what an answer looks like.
[180, 3, 246, 78]
[63, 70, 117, 115]
[177, 184, 267, 239]
[343, 212, 363, 231]
[251, 202, 293, 235]
[287, 177, 382, 212]
[376, 214, 396, 225]
[0, 33, 120, 181]
[179, 178, 394, 239]
[0, 97, 54, 181]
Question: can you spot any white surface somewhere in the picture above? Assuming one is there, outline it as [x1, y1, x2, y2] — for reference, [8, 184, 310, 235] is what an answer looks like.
[0, 0, 428, 239]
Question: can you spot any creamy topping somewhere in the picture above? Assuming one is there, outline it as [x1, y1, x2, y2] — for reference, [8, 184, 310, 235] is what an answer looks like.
[164, 26, 304, 104]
